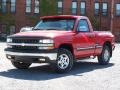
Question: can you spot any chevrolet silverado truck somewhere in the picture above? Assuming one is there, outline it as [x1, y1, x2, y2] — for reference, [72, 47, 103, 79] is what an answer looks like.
[5, 15, 115, 73]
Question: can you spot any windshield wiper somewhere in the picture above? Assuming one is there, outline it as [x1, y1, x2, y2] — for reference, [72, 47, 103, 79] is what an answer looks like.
[33, 28, 64, 30]
[33, 28, 45, 30]
[45, 28, 64, 30]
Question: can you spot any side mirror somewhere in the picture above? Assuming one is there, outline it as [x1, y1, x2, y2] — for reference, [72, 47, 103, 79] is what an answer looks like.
[20, 27, 33, 32]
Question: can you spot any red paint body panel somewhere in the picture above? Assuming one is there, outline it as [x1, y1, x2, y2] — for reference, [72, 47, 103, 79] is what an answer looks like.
[11, 15, 115, 60]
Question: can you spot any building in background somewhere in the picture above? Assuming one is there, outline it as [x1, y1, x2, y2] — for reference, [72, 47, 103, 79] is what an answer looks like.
[0, 0, 120, 41]
[0, 0, 40, 38]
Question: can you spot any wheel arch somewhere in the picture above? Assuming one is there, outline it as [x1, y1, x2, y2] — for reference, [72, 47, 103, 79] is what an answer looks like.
[59, 43, 74, 55]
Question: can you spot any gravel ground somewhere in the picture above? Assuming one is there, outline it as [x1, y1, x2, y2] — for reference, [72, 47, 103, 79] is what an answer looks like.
[0, 42, 120, 90]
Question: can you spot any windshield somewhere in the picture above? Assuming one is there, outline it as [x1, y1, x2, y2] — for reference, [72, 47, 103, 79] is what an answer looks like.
[34, 18, 75, 31]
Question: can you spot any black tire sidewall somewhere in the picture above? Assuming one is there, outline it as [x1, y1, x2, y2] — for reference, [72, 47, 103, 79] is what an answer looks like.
[98, 45, 111, 65]
[11, 61, 31, 69]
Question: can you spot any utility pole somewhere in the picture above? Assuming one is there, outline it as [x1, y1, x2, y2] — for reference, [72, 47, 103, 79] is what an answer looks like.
[110, 0, 114, 33]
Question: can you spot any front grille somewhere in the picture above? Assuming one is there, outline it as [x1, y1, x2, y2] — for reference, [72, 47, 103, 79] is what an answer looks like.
[12, 46, 38, 50]
[12, 38, 39, 50]
[12, 38, 39, 43]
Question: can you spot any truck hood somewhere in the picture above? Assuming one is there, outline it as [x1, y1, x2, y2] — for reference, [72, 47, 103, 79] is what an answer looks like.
[11, 30, 75, 38]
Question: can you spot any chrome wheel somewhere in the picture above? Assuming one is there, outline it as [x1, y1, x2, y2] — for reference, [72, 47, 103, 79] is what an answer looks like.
[53, 48, 73, 73]
[57, 54, 70, 69]
[104, 49, 110, 61]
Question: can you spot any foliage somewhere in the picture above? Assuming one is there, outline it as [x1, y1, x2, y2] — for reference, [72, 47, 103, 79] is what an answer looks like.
[0, 13, 15, 34]
[27, 16, 39, 25]
[0, 14, 15, 25]
[40, 0, 57, 16]
[26, 0, 57, 25]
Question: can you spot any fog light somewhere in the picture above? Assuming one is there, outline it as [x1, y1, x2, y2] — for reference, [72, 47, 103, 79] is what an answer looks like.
[7, 55, 12, 59]
[38, 47, 54, 50]
[39, 58, 45, 62]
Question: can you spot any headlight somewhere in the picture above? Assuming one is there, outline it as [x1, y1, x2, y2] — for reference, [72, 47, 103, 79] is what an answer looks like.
[39, 39, 54, 43]
[7, 38, 12, 43]
[38, 39, 54, 50]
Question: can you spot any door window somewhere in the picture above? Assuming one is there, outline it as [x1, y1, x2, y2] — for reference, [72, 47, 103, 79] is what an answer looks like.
[77, 19, 89, 32]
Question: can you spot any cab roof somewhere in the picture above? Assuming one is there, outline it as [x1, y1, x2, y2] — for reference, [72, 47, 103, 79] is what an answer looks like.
[40, 15, 87, 19]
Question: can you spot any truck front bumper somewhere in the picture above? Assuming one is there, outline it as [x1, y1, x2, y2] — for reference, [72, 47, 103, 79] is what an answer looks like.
[5, 48, 58, 63]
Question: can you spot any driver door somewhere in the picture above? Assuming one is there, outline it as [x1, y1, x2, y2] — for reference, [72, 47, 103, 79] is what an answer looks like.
[74, 19, 95, 58]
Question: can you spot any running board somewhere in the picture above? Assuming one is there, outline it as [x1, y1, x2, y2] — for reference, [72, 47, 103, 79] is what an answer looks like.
[75, 56, 96, 62]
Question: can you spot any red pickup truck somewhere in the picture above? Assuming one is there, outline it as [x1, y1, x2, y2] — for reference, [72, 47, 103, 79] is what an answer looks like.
[5, 15, 115, 73]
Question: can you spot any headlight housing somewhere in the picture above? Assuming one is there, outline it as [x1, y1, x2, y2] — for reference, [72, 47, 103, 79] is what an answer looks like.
[7, 38, 12, 43]
[39, 39, 54, 43]
[38, 39, 54, 50]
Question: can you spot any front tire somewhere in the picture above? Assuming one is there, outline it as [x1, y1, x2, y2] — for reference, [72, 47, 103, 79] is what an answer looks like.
[53, 48, 74, 73]
[11, 61, 31, 69]
[98, 45, 111, 65]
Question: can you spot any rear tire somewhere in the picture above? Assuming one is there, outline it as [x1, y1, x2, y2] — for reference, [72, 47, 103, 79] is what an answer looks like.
[98, 45, 111, 65]
[11, 61, 31, 69]
[53, 48, 74, 73]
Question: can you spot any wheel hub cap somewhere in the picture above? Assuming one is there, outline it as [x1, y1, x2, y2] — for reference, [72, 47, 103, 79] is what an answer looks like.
[57, 54, 70, 69]
[104, 49, 110, 61]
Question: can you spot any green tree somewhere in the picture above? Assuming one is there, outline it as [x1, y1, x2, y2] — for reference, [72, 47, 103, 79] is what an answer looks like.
[40, 0, 57, 16]
[0, 14, 15, 34]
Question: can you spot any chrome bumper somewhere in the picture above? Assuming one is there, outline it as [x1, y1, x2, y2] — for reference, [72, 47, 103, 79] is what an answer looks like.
[5, 51, 57, 60]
